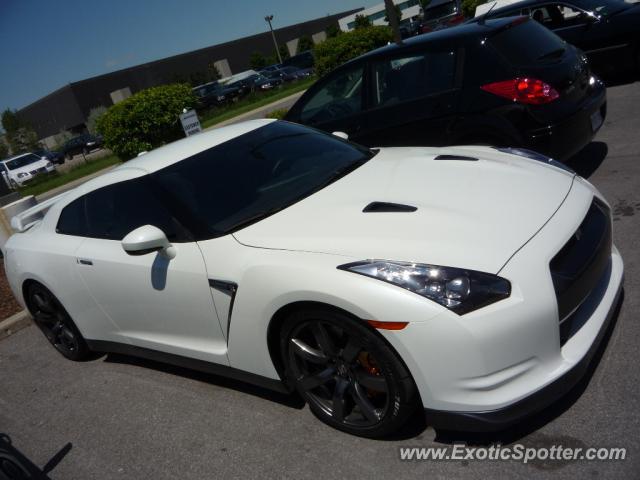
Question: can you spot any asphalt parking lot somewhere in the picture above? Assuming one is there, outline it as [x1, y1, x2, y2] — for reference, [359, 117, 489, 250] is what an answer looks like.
[1, 80, 639, 479]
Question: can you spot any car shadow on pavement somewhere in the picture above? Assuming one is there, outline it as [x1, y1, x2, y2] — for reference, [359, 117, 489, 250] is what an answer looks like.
[566, 141, 608, 179]
[432, 290, 624, 446]
[102, 353, 306, 409]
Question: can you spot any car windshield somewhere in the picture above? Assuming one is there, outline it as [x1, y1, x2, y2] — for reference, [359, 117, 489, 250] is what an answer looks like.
[5, 153, 42, 170]
[151, 122, 374, 238]
[424, 1, 457, 20]
[489, 19, 567, 65]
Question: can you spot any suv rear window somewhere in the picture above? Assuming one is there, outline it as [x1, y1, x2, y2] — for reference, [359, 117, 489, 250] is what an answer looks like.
[489, 19, 566, 66]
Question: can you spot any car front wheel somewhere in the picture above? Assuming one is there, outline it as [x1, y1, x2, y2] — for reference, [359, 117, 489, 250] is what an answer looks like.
[281, 308, 418, 438]
[26, 283, 90, 361]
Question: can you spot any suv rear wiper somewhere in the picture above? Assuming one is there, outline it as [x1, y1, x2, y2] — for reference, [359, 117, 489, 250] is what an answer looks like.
[537, 48, 565, 61]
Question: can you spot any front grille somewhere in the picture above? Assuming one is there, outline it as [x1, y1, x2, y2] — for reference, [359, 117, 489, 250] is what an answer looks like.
[550, 198, 611, 337]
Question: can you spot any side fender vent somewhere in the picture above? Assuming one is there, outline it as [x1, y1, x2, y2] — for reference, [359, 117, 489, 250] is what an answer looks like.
[434, 154, 479, 161]
[363, 202, 417, 213]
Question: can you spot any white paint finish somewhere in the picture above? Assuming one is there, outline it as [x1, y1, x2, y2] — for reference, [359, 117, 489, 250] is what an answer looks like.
[2, 120, 624, 416]
[234, 146, 574, 274]
[74, 238, 228, 364]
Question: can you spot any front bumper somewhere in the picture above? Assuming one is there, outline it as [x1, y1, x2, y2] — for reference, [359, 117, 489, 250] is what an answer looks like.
[424, 262, 623, 431]
[377, 177, 623, 431]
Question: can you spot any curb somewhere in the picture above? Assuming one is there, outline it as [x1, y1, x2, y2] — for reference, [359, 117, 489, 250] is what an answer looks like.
[0, 310, 32, 341]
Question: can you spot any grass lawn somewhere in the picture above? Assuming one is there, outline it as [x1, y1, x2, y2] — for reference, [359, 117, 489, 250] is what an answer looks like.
[200, 76, 315, 129]
[18, 154, 122, 197]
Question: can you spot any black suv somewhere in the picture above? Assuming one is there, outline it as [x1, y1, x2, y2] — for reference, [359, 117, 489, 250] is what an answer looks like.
[61, 134, 103, 160]
[472, 0, 640, 78]
[285, 17, 606, 161]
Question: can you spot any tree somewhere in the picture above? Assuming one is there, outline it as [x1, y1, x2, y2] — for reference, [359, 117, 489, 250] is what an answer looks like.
[314, 26, 393, 77]
[384, 3, 403, 23]
[353, 14, 372, 29]
[250, 51, 268, 70]
[0, 138, 8, 158]
[96, 83, 197, 160]
[53, 130, 73, 151]
[297, 36, 315, 54]
[86, 106, 107, 135]
[1, 109, 40, 154]
[384, 0, 403, 45]
[325, 24, 341, 38]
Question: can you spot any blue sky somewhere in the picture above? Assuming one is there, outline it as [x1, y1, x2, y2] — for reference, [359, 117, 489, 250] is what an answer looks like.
[0, 0, 366, 111]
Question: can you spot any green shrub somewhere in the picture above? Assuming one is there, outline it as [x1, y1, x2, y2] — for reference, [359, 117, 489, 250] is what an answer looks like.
[314, 26, 393, 77]
[265, 108, 288, 120]
[96, 84, 196, 160]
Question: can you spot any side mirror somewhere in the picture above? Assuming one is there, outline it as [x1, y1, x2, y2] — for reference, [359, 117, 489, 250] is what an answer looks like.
[122, 225, 176, 259]
[332, 131, 349, 140]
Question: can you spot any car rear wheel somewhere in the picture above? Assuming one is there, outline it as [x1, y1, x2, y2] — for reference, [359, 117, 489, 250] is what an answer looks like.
[26, 283, 89, 361]
[281, 308, 418, 438]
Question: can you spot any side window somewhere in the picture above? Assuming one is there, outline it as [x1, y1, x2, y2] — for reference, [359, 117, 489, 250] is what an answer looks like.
[532, 4, 588, 28]
[57, 178, 189, 242]
[57, 197, 87, 237]
[371, 50, 456, 107]
[299, 65, 364, 124]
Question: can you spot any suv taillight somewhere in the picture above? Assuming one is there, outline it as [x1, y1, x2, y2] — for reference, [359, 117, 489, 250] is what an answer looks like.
[481, 78, 559, 105]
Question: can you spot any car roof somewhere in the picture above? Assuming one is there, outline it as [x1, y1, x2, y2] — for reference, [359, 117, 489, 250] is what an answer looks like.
[1, 152, 33, 163]
[477, 0, 610, 17]
[353, 17, 521, 62]
[119, 119, 275, 174]
[75, 119, 275, 193]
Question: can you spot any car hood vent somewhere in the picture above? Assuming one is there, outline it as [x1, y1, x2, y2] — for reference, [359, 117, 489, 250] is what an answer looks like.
[363, 202, 417, 213]
[434, 154, 478, 161]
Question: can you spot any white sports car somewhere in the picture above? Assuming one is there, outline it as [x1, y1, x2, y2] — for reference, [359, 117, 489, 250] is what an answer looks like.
[3, 120, 623, 438]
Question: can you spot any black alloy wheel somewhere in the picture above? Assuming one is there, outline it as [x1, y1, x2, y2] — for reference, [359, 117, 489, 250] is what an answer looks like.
[26, 283, 89, 361]
[281, 309, 417, 438]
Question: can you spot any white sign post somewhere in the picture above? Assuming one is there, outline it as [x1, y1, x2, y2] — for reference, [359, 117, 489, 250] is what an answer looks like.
[179, 109, 202, 137]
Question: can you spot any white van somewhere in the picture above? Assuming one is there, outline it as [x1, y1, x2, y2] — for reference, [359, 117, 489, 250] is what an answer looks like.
[0, 153, 56, 189]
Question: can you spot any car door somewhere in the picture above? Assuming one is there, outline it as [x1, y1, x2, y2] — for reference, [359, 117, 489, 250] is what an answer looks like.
[356, 48, 462, 147]
[286, 63, 367, 140]
[68, 175, 229, 365]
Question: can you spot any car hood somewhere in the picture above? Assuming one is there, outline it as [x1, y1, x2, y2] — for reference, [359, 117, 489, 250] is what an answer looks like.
[233, 146, 575, 274]
[8, 159, 50, 175]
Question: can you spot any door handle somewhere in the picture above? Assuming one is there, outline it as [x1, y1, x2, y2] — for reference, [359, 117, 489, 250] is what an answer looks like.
[77, 259, 93, 266]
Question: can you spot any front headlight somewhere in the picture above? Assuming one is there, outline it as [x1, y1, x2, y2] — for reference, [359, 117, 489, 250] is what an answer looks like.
[17, 172, 29, 178]
[338, 260, 511, 315]
[496, 147, 575, 174]
[45, 161, 54, 168]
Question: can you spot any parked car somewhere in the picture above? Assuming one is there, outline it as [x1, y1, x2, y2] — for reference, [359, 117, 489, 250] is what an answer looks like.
[261, 67, 299, 83]
[0, 152, 56, 189]
[61, 134, 104, 160]
[472, 0, 640, 77]
[285, 17, 607, 161]
[420, 0, 466, 33]
[234, 73, 283, 91]
[35, 149, 65, 165]
[193, 82, 242, 110]
[5, 119, 623, 437]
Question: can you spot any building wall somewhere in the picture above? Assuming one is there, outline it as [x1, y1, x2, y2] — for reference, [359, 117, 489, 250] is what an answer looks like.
[17, 9, 362, 140]
[338, 0, 421, 31]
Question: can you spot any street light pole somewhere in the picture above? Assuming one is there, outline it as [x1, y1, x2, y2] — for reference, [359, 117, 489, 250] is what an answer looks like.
[264, 15, 283, 64]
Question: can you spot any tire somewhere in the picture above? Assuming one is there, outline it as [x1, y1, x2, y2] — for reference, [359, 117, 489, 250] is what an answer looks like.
[280, 308, 418, 438]
[25, 282, 90, 361]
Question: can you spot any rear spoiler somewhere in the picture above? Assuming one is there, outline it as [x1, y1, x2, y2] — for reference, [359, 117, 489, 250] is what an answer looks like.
[10, 192, 69, 233]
